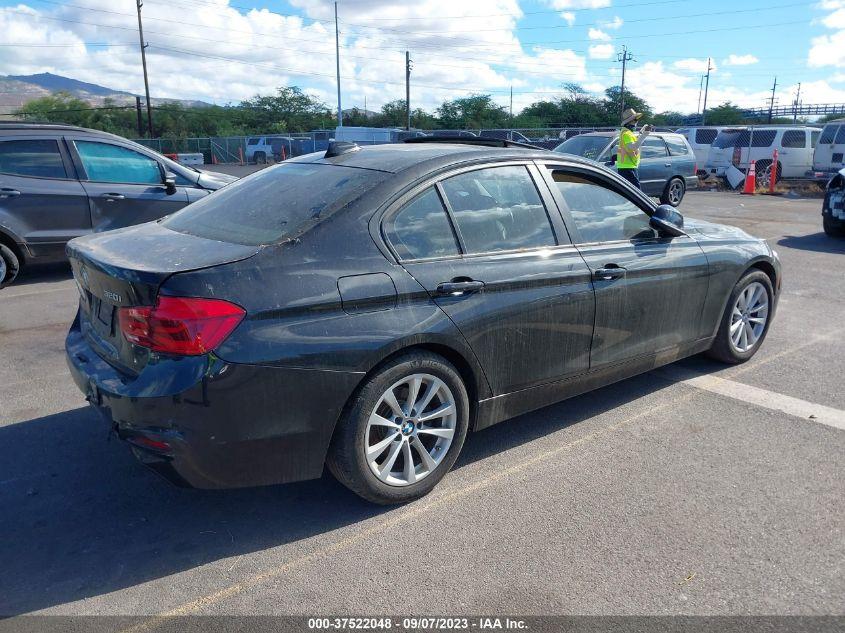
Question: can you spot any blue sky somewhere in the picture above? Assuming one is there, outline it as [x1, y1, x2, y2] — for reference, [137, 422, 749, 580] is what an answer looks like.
[0, 0, 843, 116]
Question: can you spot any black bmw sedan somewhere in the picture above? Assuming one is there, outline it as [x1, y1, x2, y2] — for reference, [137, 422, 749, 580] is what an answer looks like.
[65, 139, 781, 504]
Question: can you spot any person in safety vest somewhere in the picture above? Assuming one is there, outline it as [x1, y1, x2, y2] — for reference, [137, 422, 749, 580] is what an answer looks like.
[617, 108, 652, 190]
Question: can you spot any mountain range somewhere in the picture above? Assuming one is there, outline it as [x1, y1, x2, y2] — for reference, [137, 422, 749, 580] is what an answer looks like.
[0, 72, 212, 115]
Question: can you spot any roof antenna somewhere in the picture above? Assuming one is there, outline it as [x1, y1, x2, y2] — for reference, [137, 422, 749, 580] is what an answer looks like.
[325, 141, 360, 158]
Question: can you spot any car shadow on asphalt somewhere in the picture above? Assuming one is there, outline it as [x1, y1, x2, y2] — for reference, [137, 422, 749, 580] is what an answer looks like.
[9, 263, 72, 287]
[0, 371, 669, 615]
[777, 232, 845, 254]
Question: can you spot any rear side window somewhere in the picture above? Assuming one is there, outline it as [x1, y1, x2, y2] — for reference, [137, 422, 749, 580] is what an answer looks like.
[440, 166, 557, 254]
[781, 130, 806, 148]
[751, 130, 776, 147]
[834, 127, 845, 145]
[820, 125, 838, 144]
[811, 131, 820, 147]
[0, 139, 67, 178]
[713, 129, 747, 148]
[387, 188, 459, 260]
[247, 138, 261, 145]
[75, 141, 161, 184]
[695, 129, 718, 145]
[640, 137, 668, 158]
[163, 163, 387, 246]
[664, 136, 691, 156]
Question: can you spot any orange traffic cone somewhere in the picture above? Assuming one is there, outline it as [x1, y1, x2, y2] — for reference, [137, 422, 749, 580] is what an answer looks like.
[741, 161, 756, 195]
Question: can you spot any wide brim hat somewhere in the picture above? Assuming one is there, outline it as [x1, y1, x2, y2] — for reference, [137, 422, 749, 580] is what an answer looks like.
[621, 108, 643, 126]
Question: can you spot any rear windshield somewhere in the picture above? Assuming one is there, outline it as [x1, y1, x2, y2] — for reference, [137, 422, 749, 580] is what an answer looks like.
[554, 135, 611, 160]
[162, 163, 387, 246]
[712, 129, 747, 148]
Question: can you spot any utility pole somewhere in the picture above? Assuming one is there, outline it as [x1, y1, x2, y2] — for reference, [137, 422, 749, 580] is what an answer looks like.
[792, 82, 801, 123]
[696, 75, 704, 115]
[617, 45, 633, 119]
[701, 57, 713, 125]
[135, 0, 153, 137]
[135, 96, 144, 137]
[405, 51, 411, 131]
[509, 85, 513, 122]
[767, 76, 777, 124]
[335, 1, 342, 127]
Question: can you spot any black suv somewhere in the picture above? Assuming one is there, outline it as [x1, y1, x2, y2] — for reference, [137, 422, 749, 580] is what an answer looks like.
[0, 123, 236, 287]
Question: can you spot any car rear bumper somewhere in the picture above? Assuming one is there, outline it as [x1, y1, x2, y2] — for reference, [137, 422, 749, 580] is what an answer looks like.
[65, 314, 364, 489]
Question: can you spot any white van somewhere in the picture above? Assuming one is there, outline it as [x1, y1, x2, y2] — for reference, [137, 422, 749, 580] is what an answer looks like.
[675, 126, 725, 174]
[810, 119, 845, 179]
[707, 126, 821, 185]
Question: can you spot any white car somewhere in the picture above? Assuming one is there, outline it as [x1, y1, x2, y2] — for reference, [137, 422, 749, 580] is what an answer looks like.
[810, 119, 845, 180]
[675, 126, 725, 174]
[707, 126, 821, 186]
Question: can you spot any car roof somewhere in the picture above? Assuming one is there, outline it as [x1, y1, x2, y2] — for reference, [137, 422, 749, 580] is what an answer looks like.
[289, 142, 589, 174]
[0, 121, 132, 142]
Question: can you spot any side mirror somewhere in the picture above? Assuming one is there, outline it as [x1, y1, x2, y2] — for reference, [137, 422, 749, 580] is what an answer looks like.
[604, 154, 617, 166]
[650, 204, 686, 237]
[163, 173, 177, 195]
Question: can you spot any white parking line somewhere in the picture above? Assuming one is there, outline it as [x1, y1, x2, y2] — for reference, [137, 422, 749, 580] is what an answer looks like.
[657, 366, 845, 431]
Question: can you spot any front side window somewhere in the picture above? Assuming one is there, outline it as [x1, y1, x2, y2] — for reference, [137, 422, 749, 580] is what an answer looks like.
[695, 128, 718, 145]
[75, 141, 161, 184]
[551, 171, 652, 244]
[387, 188, 459, 260]
[640, 137, 668, 158]
[440, 166, 557, 254]
[0, 139, 67, 178]
[781, 130, 806, 148]
[820, 125, 838, 144]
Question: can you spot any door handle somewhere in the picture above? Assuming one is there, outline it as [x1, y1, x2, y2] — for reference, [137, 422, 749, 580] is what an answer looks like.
[0, 188, 21, 198]
[593, 266, 626, 281]
[664, 163, 671, 167]
[101, 193, 125, 201]
[435, 280, 485, 296]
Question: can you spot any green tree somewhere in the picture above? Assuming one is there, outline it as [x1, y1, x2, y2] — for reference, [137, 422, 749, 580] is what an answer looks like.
[703, 102, 745, 125]
[602, 86, 652, 123]
[239, 86, 332, 133]
[435, 94, 509, 129]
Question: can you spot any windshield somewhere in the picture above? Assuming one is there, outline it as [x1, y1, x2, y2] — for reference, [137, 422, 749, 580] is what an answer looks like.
[162, 163, 388, 246]
[712, 129, 747, 149]
[554, 135, 612, 160]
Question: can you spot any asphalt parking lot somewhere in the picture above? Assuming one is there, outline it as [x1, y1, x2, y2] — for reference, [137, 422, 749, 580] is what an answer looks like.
[0, 190, 843, 618]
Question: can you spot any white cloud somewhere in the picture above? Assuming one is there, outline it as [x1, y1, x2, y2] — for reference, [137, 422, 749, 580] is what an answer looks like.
[588, 28, 611, 41]
[723, 54, 759, 66]
[560, 11, 575, 25]
[673, 58, 714, 73]
[601, 16, 623, 29]
[588, 44, 614, 59]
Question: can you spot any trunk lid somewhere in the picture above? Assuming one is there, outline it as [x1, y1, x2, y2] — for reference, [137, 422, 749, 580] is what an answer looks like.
[68, 221, 260, 373]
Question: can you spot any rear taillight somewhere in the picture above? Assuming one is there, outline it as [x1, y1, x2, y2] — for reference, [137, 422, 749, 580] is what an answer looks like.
[118, 296, 245, 356]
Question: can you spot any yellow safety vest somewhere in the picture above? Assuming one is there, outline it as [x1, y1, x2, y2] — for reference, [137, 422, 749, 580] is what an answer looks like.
[617, 128, 640, 169]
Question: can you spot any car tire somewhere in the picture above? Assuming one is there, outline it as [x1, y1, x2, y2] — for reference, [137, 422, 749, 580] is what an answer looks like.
[755, 160, 781, 189]
[0, 243, 20, 289]
[661, 177, 685, 207]
[823, 214, 845, 237]
[327, 351, 470, 504]
[706, 270, 774, 364]
[254, 151, 266, 165]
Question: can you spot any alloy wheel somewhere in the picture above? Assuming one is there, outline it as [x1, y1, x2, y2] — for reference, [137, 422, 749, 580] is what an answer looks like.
[730, 281, 769, 353]
[668, 180, 684, 205]
[0, 256, 6, 283]
[364, 373, 457, 487]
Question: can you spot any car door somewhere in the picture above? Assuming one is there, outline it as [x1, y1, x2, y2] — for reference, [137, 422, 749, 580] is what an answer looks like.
[0, 136, 91, 260]
[382, 162, 595, 396]
[638, 136, 671, 195]
[779, 130, 807, 178]
[539, 163, 710, 370]
[69, 138, 189, 233]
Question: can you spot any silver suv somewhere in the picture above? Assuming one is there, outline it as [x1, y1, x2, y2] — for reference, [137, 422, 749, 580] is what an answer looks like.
[0, 123, 236, 287]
